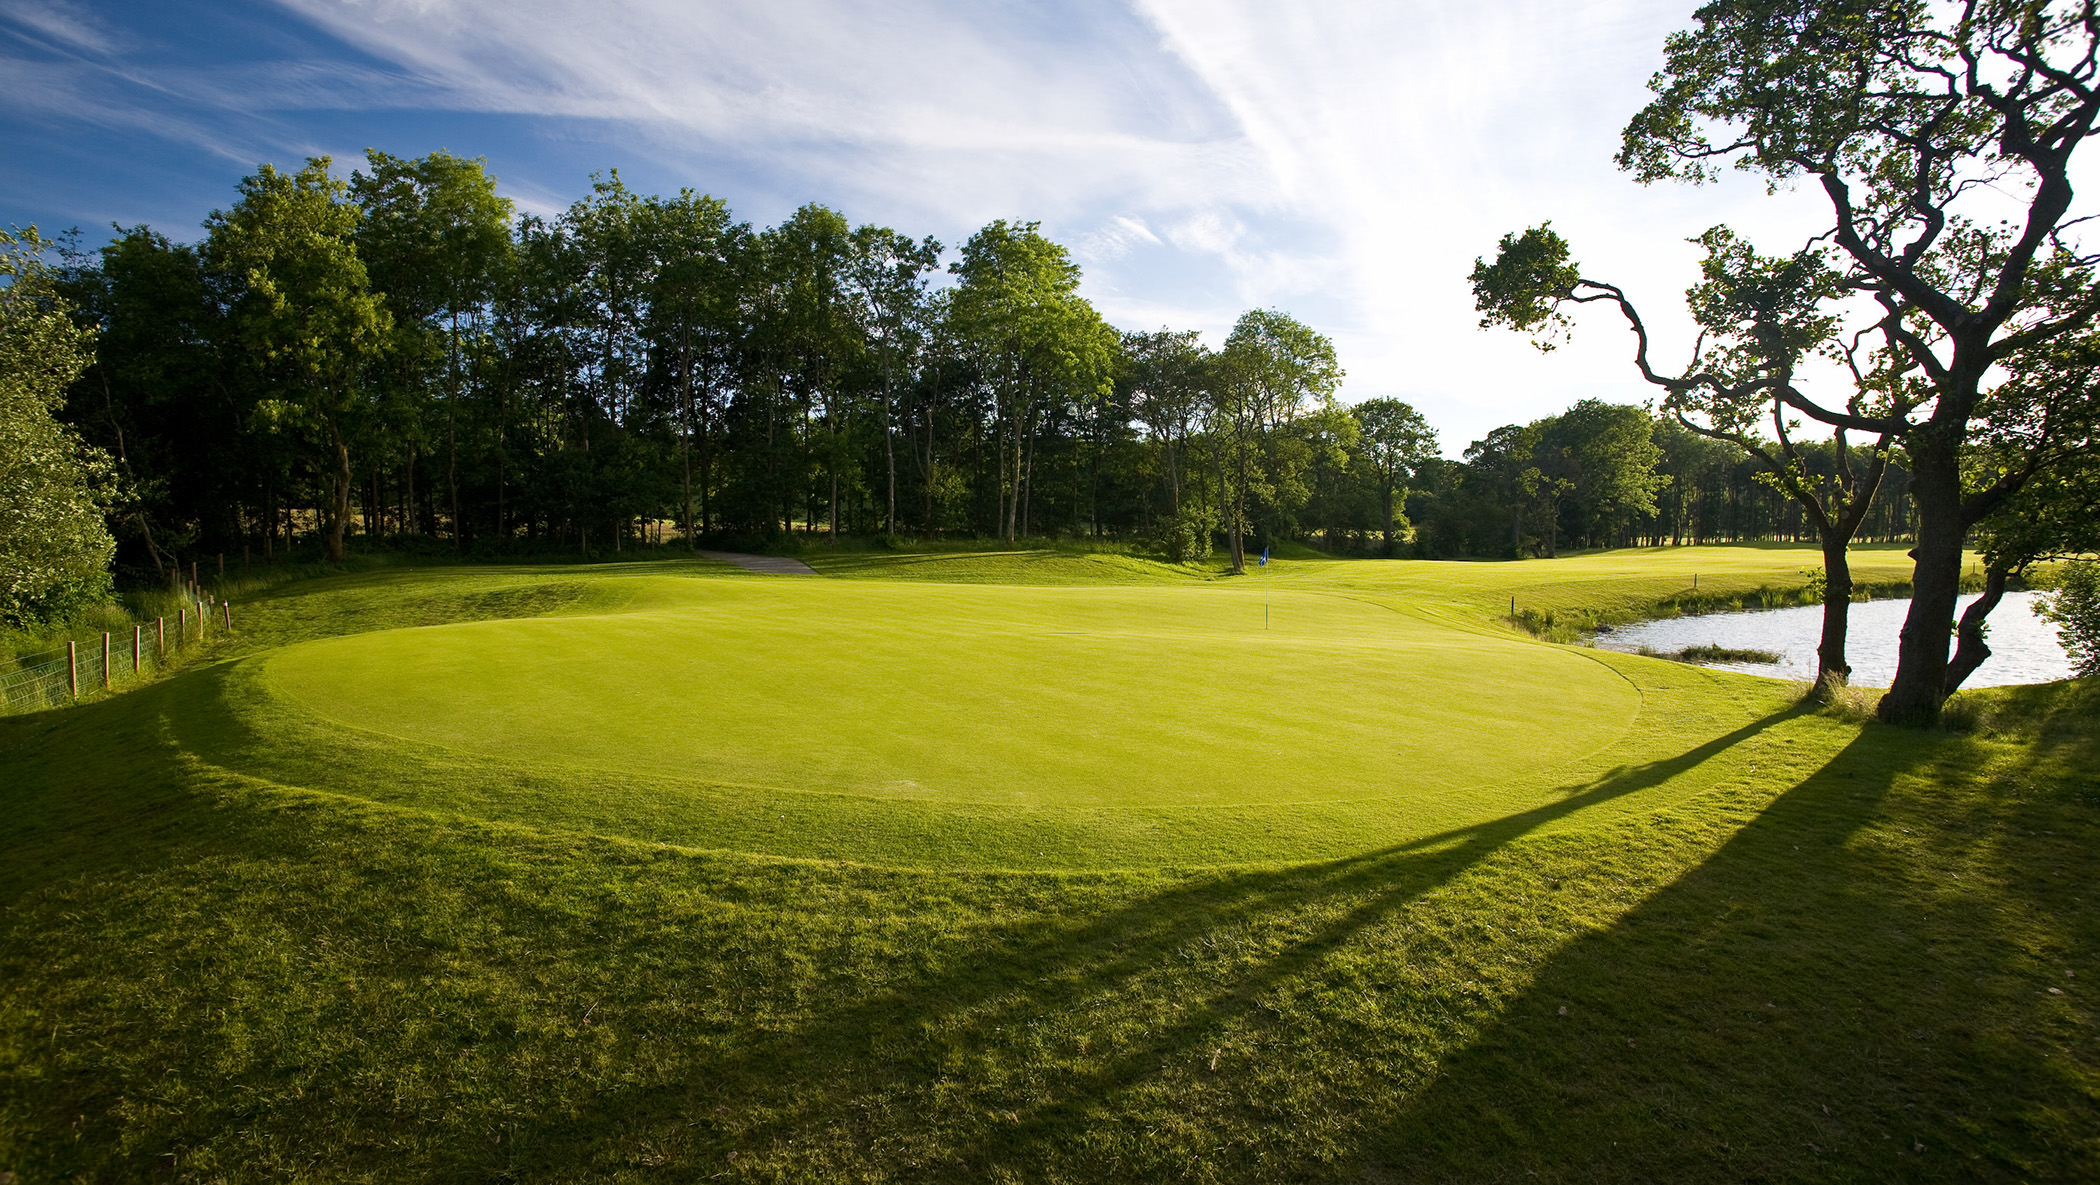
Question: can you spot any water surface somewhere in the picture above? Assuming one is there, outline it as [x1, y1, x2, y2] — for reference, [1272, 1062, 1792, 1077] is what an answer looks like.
[1591, 590, 2072, 687]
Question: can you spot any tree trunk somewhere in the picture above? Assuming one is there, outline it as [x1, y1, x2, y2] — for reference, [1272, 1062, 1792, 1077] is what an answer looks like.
[1944, 564, 2008, 696]
[1878, 440, 1964, 726]
[884, 379, 897, 536]
[325, 422, 351, 563]
[1381, 481, 1395, 553]
[1812, 533, 1854, 695]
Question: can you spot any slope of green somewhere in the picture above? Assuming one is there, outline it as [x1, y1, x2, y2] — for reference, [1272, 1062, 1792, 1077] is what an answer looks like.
[240, 578, 1694, 868]
[1, 545, 2092, 1182]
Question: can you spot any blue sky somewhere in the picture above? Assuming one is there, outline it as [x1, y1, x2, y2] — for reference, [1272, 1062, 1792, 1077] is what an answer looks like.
[4, 0, 1879, 451]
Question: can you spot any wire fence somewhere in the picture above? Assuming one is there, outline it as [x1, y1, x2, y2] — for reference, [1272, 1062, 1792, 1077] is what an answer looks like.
[1, 597, 237, 715]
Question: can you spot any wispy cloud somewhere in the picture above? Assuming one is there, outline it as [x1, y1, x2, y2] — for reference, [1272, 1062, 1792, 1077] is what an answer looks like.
[270, 0, 1260, 223]
[1, 0, 129, 56]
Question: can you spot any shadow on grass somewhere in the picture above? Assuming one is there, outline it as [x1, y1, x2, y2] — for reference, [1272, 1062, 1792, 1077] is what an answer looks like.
[13, 677, 2094, 1182]
[1353, 684, 2100, 1184]
[522, 706, 1808, 1176]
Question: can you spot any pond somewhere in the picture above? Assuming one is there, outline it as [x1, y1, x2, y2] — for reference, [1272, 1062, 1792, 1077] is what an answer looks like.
[1590, 590, 2073, 688]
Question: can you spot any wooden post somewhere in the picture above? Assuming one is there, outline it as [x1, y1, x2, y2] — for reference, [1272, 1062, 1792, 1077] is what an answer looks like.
[67, 641, 78, 699]
[1509, 595, 1516, 620]
[1693, 573, 1699, 590]
[134, 624, 142, 672]
[191, 561, 199, 590]
[157, 616, 165, 656]
[218, 552, 225, 579]
[178, 608, 186, 644]
[102, 632, 111, 689]
[223, 602, 232, 630]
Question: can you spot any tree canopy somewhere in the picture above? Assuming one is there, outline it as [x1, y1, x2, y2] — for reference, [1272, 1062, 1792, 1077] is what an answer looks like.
[0, 228, 114, 626]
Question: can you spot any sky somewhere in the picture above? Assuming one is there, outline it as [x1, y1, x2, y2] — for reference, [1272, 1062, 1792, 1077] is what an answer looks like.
[1, 0, 1877, 452]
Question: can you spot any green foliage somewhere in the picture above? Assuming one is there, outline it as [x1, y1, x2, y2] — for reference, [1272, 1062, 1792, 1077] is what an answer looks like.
[948, 220, 1121, 541]
[1211, 308, 1345, 566]
[206, 158, 391, 562]
[0, 228, 115, 627]
[1681, 225, 1841, 391]
[2034, 560, 2100, 678]
[1145, 501, 1215, 563]
[1469, 223, 1582, 348]
[1347, 397, 1436, 547]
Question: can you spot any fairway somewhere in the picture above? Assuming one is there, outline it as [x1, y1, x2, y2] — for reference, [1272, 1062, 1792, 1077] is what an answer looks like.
[252, 577, 1669, 868]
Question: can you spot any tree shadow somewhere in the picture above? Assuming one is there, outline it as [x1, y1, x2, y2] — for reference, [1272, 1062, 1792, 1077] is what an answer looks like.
[1351, 684, 2100, 1183]
[481, 706, 1807, 1177]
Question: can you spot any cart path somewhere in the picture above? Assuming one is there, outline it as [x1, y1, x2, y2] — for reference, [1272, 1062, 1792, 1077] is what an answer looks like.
[697, 550, 820, 576]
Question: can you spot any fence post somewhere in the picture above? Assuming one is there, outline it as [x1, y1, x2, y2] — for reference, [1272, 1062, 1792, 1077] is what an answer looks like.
[223, 602, 232, 631]
[102, 632, 111, 689]
[157, 616, 165, 656]
[134, 624, 142, 673]
[178, 608, 186, 644]
[218, 552, 225, 580]
[67, 641, 78, 699]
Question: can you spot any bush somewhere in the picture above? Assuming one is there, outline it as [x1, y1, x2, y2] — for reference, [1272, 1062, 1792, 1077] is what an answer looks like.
[2034, 559, 2100, 678]
[0, 228, 116, 628]
[1148, 505, 1216, 564]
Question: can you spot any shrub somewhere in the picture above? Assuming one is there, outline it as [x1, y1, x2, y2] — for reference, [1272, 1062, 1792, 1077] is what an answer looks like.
[2034, 559, 2100, 678]
[1148, 505, 1215, 564]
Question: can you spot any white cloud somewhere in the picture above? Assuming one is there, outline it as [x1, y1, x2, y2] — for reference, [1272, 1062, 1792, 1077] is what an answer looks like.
[0, 0, 127, 56]
[1072, 214, 1164, 265]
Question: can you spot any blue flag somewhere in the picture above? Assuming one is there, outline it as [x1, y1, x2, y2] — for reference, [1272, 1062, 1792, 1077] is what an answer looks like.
[1258, 547, 1269, 566]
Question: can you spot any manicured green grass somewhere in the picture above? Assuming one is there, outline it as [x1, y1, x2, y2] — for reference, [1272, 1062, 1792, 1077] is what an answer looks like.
[1, 544, 2092, 1182]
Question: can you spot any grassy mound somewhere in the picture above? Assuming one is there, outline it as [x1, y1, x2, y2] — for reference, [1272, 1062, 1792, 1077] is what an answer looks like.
[1, 543, 2092, 1182]
[243, 577, 1682, 868]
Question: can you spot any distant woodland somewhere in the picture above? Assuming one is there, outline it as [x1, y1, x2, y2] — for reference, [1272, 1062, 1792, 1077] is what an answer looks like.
[39, 152, 1920, 585]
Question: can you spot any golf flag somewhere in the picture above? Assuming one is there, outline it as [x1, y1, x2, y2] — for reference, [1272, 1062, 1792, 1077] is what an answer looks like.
[1258, 547, 1269, 566]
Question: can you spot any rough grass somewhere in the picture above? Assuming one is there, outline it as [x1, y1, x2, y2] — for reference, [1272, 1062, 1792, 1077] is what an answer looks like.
[1, 543, 2094, 1182]
[1645, 643, 1788, 665]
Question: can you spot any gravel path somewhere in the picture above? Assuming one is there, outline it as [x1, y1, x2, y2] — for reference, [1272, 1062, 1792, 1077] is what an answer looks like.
[696, 550, 819, 576]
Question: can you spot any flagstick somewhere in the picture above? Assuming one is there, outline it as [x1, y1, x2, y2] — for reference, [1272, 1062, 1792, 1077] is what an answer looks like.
[1265, 551, 1271, 630]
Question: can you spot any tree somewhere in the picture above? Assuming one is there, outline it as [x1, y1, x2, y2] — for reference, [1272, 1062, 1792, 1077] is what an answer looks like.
[948, 221, 1119, 543]
[1, 228, 114, 626]
[1952, 324, 2100, 690]
[1123, 328, 1216, 556]
[639, 189, 741, 544]
[1616, 0, 2100, 723]
[351, 150, 514, 546]
[64, 226, 225, 575]
[1350, 398, 1438, 553]
[1211, 309, 1344, 571]
[1475, 222, 1898, 691]
[848, 224, 941, 536]
[2034, 560, 2100, 678]
[206, 159, 390, 562]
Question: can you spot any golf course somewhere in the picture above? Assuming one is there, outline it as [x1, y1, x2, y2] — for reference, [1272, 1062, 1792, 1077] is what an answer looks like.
[2, 544, 2095, 1181]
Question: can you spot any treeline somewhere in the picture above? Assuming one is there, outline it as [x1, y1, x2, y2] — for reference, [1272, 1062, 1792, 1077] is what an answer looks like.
[47, 150, 1915, 587]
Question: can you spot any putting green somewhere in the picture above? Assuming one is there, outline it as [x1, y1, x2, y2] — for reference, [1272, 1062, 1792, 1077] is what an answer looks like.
[212, 573, 1758, 870]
